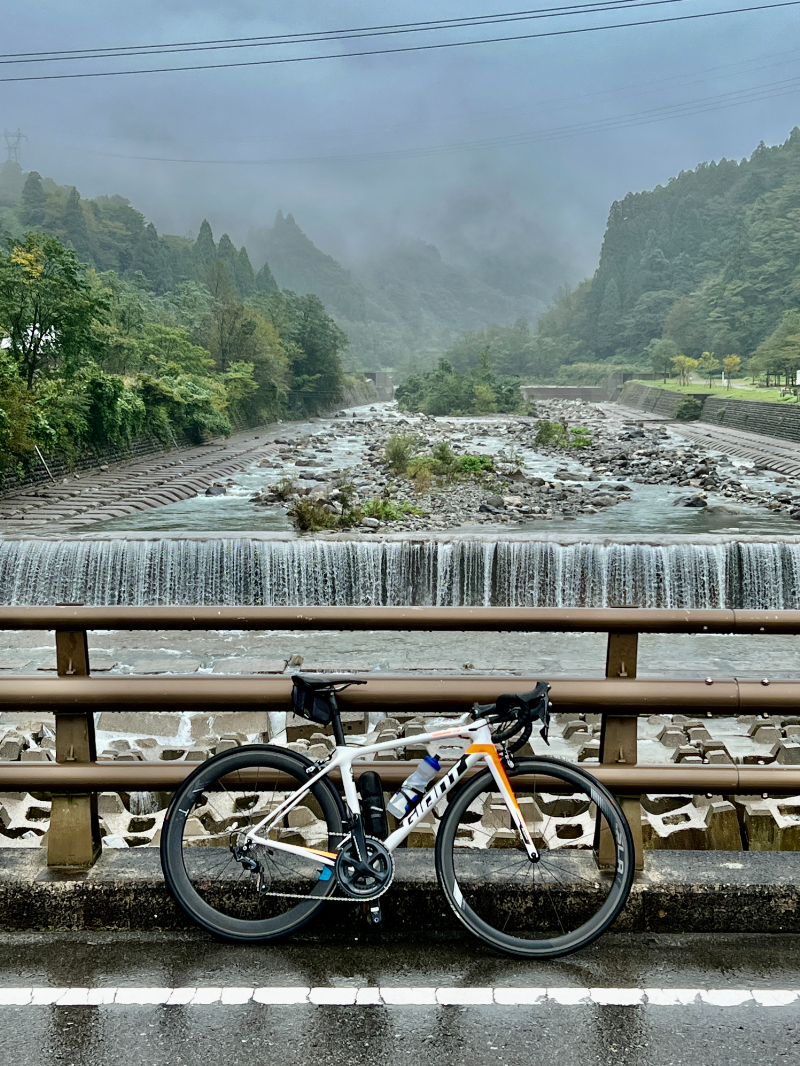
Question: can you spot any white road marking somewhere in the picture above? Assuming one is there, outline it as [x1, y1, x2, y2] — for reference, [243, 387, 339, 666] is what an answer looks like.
[0, 986, 795, 1006]
[493, 988, 547, 1005]
[590, 988, 645, 1006]
[380, 987, 438, 1005]
[436, 988, 494, 1005]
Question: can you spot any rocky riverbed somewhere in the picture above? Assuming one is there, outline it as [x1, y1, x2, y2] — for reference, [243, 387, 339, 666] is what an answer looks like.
[248, 400, 800, 535]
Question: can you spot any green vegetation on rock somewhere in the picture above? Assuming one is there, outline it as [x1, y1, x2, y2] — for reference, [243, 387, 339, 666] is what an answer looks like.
[381, 432, 494, 491]
[533, 420, 592, 449]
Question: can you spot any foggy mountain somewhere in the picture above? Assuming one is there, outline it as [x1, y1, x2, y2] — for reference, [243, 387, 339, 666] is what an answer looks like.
[248, 210, 557, 370]
[0, 159, 566, 371]
[532, 128, 800, 377]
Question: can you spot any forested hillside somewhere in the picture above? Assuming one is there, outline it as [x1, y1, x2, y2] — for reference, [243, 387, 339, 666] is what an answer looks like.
[0, 165, 348, 473]
[248, 213, 549, 371]
[525, 127, 800, 379]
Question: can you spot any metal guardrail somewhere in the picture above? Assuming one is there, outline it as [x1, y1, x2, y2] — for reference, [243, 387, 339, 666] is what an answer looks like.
[0, 605, 798, 870]
[2, 604, 800, 632]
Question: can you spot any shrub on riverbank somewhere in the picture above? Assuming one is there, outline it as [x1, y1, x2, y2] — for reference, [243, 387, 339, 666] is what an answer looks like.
[0, 231, 349, 472]
[383, 433, 494, 489]
[534, 420, 592, 449]
[286, 491, 423, 532]
[395, 355, 523, 416]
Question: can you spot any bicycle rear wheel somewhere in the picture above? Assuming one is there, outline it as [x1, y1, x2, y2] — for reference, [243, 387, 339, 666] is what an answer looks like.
[435, 756, 634, 958]
[161, 745, 343, 942]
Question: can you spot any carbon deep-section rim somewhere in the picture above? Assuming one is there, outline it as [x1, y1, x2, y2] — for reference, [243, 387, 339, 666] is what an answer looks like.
[160, 744, 343, 943]
[434, 756, 634, 958]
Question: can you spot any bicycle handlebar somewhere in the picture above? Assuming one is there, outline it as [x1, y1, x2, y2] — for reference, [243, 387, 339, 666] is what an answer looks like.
[470, 681, 551, 752]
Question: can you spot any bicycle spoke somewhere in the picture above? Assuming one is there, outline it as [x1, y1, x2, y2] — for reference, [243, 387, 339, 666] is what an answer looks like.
[162, 747, 343, 940]
[438, 758, 634, 957]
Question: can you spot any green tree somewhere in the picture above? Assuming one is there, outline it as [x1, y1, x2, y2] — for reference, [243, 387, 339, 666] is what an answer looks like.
[0, 347, 38, 466]
[193, 219, 217, 277]
[671, 354, 698, 386]
[134, 323, 214, 376]
[235, 247, 255, 296]
[17, 171, 47, 228]
[597, 277, 622, 355]
[722, 353, 741, 388]
[0, 232, 106, 389]
[62, 187, 91, 261]
[269, 291, 346, 414]
[696, 351, 720, 388]
[646, 337, 678, 383]
[753, 311, 800, 386]
[216, 233, 239, 292]
[129, 223, 171, 291]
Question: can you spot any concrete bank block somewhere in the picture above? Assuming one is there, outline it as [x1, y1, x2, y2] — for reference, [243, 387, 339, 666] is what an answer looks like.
[189, 712, 270, 740]
[642, 795, 743, 851]
[97, 712, 183, 737]
[735, 796, 800, 851]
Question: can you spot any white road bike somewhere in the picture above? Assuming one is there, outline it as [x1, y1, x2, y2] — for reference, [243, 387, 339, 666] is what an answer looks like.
[161, 675, 634, 958]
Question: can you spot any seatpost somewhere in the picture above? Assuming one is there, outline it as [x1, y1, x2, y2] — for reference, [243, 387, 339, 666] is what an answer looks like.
[329, 692, 347, 747]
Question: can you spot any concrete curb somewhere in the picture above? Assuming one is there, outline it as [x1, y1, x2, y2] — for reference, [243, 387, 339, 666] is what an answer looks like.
[1, 850, 799, 935]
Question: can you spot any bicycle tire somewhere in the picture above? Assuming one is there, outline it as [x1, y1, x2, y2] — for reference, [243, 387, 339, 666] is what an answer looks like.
[161, 745, 344, 943]
[435, 756, 634, 958]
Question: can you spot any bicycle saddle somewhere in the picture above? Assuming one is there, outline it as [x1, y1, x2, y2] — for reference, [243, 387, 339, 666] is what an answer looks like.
[291, 674, 368, 689]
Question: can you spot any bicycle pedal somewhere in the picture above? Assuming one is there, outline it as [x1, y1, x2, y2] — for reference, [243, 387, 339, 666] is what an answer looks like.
[368, 902, 382, 926]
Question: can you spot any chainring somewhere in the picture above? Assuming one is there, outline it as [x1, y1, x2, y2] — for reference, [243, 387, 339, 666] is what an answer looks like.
[334, 836, 394, 901]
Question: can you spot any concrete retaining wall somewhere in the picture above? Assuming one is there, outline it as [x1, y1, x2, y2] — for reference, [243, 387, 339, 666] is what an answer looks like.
[701, 396, 800, 443]
[0, 381, 380, 499]
[341, 379, 380, 407]
[1, 849, 799, 933]
[619, 383, 800, 442]
[0, 434, 186, 498]
[617, 382, 694, 418]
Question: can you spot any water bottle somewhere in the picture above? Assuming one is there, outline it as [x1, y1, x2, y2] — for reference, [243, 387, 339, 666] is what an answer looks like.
[386, 755, 441, 819]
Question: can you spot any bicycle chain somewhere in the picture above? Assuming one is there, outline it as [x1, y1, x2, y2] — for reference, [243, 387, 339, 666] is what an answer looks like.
[254, 884, 393, 903]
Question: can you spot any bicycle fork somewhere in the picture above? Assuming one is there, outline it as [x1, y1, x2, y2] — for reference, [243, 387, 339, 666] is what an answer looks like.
[467, 744, 541, 862]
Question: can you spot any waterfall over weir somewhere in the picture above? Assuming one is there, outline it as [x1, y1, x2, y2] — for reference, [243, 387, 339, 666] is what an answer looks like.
[3, 536, 800, 609]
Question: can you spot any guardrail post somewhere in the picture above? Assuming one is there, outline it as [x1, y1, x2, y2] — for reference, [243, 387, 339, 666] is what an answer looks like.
[48, 629, 101, 868]
[598, 632, 644, 872]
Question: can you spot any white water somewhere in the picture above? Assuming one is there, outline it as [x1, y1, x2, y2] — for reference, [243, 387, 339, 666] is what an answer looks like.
[2, 536, 800, 608]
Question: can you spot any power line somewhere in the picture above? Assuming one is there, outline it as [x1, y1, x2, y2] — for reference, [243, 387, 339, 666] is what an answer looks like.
[51, 43, 800, 145]
[0, 2, 682, 61]
[1, 1, 798, 83]
[93, 73, 800, 166]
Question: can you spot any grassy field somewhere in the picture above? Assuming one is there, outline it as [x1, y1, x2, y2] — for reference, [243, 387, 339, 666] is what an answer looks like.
[629, 379, 798, 404]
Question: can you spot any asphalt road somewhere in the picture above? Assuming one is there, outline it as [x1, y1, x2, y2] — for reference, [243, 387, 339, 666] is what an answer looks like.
[0, 931, 798, 1065]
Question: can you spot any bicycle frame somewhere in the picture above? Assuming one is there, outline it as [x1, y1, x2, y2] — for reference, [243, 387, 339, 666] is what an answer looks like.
[240, 713, 540, 865]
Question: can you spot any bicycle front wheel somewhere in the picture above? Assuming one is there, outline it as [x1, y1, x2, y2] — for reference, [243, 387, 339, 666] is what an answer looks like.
[161, 745, 344, 943]
[435, 756, 634, 958]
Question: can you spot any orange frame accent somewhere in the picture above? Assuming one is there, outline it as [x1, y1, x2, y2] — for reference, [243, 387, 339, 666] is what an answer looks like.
[465, 743, 523, 813]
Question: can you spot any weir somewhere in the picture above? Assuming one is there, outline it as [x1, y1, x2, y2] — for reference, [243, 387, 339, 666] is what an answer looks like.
[3, 534, 800, 608]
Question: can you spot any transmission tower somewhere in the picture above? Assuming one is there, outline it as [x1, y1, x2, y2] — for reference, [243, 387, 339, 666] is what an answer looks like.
[3, 129, 26, 163]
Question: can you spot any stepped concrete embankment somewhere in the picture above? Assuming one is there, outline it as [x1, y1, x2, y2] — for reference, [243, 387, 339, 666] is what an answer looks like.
[0, 428, 282, 535]
[619, 381, 800, 445]
[0, 849, 797, 934]
[617, 382, 691, 418]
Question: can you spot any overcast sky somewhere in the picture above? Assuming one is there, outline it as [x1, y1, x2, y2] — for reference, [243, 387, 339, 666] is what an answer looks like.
[2, 0, 799, 287]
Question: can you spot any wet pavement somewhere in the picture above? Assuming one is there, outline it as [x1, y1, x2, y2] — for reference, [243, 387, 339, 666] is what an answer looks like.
[0, 932, 798, 1065]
